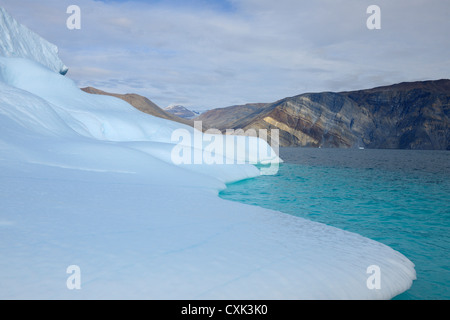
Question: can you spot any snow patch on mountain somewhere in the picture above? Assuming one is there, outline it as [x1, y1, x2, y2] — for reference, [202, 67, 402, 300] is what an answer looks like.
[165, 105, 201, 119]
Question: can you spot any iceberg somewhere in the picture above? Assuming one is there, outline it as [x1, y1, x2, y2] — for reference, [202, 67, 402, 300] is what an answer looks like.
[0, 7, 68, 75]
[0, 8, 416, 299]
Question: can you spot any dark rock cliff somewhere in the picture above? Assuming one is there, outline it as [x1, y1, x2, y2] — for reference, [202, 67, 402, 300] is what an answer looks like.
[199, 80, 450, 149]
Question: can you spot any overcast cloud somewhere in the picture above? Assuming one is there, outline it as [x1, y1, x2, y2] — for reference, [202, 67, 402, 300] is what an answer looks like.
[1, 0, 449, 110]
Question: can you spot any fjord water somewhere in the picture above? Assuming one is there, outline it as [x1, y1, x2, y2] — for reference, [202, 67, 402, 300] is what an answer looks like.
[220, 148, 450, 299]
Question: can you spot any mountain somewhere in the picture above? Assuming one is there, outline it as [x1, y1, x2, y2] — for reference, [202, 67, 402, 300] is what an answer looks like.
[194, 103, 268, 130]
[81, 87, 193, 127]
[164, 105, 200, 119]
[199, 80, 450, 150]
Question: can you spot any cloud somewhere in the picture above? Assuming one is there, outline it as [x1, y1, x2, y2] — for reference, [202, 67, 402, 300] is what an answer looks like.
[1, 0, 449, 110]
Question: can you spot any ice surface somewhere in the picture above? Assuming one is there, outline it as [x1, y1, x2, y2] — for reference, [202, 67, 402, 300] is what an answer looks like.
[0, 7, 68, 75]
[0, 13, 416, 299]
[0, 56, 417, 300]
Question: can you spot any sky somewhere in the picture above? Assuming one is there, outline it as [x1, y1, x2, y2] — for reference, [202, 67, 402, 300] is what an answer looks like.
[1, 0, 449, 110]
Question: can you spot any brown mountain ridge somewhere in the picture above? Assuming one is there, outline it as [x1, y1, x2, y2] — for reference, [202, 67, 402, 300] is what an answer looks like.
[81, 87, 193, 127]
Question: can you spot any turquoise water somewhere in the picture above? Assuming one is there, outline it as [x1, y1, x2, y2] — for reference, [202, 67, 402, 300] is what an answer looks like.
[220, 148, 450, 300]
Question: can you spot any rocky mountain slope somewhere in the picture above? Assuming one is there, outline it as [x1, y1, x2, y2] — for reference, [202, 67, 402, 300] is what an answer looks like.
[198, 80, 449, 150]
[194, 103, 268, 130]
[81, 87, 193, 127]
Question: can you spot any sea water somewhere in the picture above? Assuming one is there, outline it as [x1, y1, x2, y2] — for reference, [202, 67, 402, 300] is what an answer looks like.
[220, 148, 450, 300]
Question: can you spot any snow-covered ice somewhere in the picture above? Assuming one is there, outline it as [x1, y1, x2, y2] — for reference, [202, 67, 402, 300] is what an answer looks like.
[0, 8, 416, 299]
[0, 7, 68, 75]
